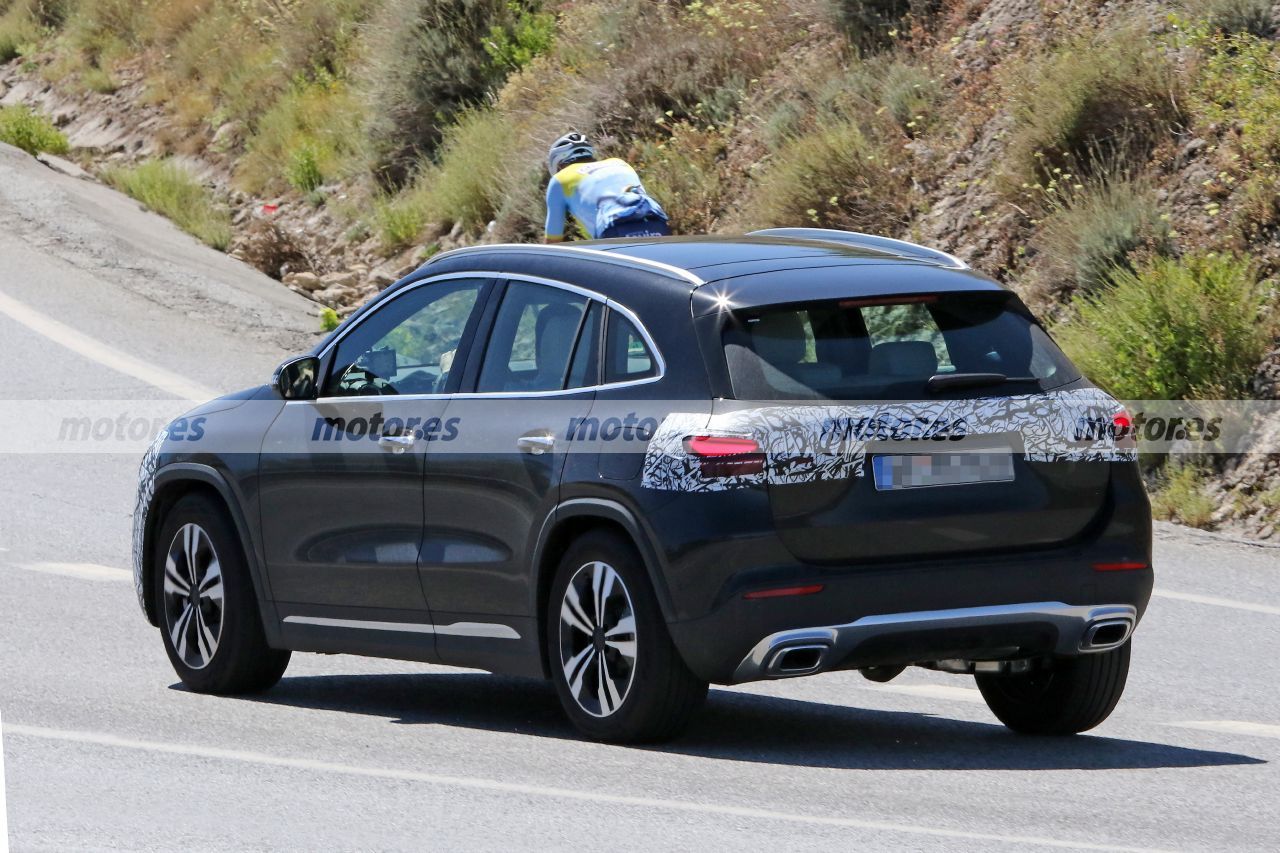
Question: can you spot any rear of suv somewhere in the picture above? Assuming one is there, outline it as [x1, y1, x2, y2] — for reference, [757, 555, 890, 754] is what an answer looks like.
[133, 229, 1152, 743]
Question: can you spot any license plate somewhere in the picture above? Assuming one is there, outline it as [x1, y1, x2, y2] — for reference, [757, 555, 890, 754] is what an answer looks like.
[872, 452, 1015, 491]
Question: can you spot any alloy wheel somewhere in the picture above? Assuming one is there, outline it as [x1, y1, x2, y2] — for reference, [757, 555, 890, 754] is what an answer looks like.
[162, 522, 225, 670]
[558, 560, 638, 717]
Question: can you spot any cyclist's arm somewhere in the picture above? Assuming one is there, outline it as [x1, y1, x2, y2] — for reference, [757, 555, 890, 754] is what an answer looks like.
[545, 178, 567, 243]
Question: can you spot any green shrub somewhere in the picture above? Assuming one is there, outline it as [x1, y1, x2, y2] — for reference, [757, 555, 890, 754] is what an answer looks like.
[1030, 173, 1172, 294]
[1054, 253, 1277, 400]
[633, 122, 729, 234]
[0, 105, 69, 155]
[0, 1, 42, 62]
[237, 75, 365, 195]
[1197, 0, 1274, 35]
[363, 0, 541, 186]
[1191, 30, 1280, 166]
[372, 185, 433, 250]
[320, 307, 341, 332]
[102, 160, 233, 251]
[421, 109, 516, 230]
[80, 65, 119, 94]
[485, 3, 556, 72]
[286, 144, 325, 193]
[744, 118, 910, 234]
[827, 0, 941, 52]
[1150, 463, 1217, 528]
[1003, 27, 1182, 190]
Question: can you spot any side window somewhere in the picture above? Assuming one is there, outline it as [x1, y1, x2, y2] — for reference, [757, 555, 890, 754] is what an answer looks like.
[477, 281, 591, 393]
[324, 279, 486, 397]
[604, 310, 657, 384]
[566, 301, 603, 389]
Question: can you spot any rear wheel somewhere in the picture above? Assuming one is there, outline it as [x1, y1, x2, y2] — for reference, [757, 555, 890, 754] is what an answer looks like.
[154, 493, 290, 694]
[975, 641, 1131, 735]
[547, 531, 707, 742]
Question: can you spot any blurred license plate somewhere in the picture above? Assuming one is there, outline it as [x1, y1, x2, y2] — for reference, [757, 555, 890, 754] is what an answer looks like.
[872, 452, 1015, 491]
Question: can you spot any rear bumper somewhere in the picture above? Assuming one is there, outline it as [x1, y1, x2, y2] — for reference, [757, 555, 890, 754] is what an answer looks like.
[731, 601, 1136, 683]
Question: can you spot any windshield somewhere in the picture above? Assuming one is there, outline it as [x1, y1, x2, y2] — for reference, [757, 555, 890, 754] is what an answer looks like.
[721, 291, 1080, 401]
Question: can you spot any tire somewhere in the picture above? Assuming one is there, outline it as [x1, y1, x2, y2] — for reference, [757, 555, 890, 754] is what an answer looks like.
[153, 493, 290, 694]
[975, 641, 1131, 735]
[546, 530, 707, 743]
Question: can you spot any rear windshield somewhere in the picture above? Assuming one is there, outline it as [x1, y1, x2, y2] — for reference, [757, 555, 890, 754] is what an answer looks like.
[721, 292, 1080, 400]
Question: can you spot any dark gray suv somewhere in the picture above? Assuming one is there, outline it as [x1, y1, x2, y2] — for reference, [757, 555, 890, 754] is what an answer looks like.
[133, 229, 1152, 742]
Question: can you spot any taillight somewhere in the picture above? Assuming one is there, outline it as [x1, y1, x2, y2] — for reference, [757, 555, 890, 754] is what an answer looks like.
[684, 434, 765, 478]
[1113, 411, 1134, 441]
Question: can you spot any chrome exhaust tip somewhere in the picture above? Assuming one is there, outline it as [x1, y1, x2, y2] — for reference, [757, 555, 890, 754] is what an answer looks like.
[1080, 617, 1133, 652]
[764, 643, 829, 677]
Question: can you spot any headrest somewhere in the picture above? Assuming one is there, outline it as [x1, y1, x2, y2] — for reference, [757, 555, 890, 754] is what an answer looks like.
[750, 311, 807, 366]
[868, 340, 939, 377]
[535, 303, 582, 376]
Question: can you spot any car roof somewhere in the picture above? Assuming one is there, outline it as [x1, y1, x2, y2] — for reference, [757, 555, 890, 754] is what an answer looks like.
[424, 229, 993, 289]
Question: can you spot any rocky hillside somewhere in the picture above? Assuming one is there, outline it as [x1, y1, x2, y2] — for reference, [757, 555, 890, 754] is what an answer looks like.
[3, 0, 1280, 535]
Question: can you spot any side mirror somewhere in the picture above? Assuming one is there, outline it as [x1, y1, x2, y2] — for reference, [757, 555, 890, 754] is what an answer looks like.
[272, 355, 320, 401]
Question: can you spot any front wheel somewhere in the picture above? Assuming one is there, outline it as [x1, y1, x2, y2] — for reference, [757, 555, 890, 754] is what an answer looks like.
[154, 493, 290, 694]
[975, 641, 1131, 735]
[547, 531, 707, 743]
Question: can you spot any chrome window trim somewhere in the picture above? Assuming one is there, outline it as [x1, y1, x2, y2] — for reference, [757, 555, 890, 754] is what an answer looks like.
[301, 270, 667, 405]
[426, 243, 706, 287]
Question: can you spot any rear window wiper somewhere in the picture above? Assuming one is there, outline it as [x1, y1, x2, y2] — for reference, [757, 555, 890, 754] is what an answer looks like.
[926, 372, 1037, 392]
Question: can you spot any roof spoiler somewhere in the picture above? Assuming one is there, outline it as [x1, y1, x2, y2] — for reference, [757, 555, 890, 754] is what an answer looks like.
[747, 228, 968, 270]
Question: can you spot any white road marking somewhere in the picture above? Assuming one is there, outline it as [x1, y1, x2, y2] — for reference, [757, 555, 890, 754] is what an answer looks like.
[14, 562, 129, 583]
[2, 722, 1168, 852]
[1168, 720, 1280, 741]
[861, 682, 985, 703]
[1152, 589, 1280, 617]
[0, 710, 8, 853]
[0, 288, 219, 400]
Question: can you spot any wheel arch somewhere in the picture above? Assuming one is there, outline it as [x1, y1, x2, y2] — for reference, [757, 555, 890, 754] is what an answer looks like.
[529, 498, 676, 679]
[143, 464, 281, 645]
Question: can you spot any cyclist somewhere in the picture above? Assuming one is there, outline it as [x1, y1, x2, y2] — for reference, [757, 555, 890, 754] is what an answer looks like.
[544, 132, 671, 243]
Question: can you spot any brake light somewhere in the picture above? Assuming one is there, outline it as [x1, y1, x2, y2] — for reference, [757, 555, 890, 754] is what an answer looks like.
[1092, 561, 1148, 571]
[839, 294, 938, 309]
[685, 434, 765, 478]
[743, 584, 825, 600]
[1113, 411, 1134, 440]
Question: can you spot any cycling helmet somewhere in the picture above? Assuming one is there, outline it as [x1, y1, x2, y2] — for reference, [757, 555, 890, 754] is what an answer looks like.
[547, 132, 596, 176]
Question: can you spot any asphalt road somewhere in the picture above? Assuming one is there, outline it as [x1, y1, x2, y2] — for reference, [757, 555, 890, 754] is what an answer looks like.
[2, 140, 1279, 852]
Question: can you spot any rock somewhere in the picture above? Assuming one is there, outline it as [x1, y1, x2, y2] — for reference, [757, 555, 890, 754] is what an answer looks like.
[212, 121, 245, 148]
[320, 270, 359, 289]
[314, 284, 356, 306]
[35, 152, 91, 180]
[369, 265, 400, 288]
[283, 271, 322, 292]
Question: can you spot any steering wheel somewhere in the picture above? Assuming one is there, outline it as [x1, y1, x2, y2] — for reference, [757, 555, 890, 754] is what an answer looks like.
[336, 367, 397, 396]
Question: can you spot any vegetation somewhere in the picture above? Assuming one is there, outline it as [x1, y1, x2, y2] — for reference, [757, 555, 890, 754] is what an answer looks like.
[0, 104, 69, 155]
[1055, 253, 1277, 401]
[1002, 27, 1182, 191]
[1150, 463, 1217, 529]
[320, 307, 341, 332]
[102, 159, 233, 251]
[1029, 171, 1171, 296]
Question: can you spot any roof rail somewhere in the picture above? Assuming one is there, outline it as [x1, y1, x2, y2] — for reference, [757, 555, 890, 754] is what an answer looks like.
[424, 243, 705, 286]
[747, 228, 968, 270]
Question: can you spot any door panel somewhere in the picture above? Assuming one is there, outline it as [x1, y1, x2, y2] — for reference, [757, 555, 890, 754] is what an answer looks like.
[420, 280, 599, 662]
[258, 276, 490, 612]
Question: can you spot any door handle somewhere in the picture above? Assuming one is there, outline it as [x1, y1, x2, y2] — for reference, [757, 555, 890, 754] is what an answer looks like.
[516, 432, 556, 455]
[378, 433, 417, 453]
